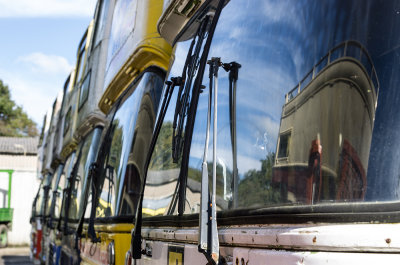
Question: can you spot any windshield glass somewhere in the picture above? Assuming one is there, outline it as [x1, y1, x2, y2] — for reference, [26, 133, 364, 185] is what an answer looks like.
[144, 39, 196, 216]
[179, 0, 400, 211]
[46, 165, 64, 217]
[68, 127, 102, 222]
[38, 173, 52, 216]
[34, 179, 44, 217]
[95, 70, 164, 218]
[57, 152, 76, 219]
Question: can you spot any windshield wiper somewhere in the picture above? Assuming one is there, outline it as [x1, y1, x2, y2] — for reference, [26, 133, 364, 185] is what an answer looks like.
[172, 14, 210, 163]
[63, 144, 84, 235]
[47, 166, 64, 229]
[86, 105, 120, 243]
[131, 77, 179, 259]
[222, 62, 241, 208]
[199, 57, 221, 264]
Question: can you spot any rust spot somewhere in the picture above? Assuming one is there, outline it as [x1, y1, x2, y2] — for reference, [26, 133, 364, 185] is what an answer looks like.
[236, 257, 239, 265]
[186, 235, 188, 240]
[241, 258, 245, 265]
[252, 237, 254, 243]
[275, 235, 279, 243]
[312, 236, 317, 243]
[386, 238, 391, 244]
[232, 236, 234, 242]
[255, 231, 258, 234]
[246, 260, 249, 265]
[299, 230, 318, 234]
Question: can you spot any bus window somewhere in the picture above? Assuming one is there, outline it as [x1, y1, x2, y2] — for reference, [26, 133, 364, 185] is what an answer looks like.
[92, 0, 110, 48]
[143, 38, 198, 217]
[68, 127, 102, 222]
[182, 0, 400, 211]
[57, 152, 76, 220]
[46, 165, 64, 218]
[95, 70, 164, 218]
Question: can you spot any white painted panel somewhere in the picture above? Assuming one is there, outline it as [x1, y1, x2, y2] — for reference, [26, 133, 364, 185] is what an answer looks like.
[8, 171, 40, 245]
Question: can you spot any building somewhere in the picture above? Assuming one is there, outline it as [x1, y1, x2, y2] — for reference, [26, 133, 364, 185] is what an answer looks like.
[0, 136, 39, 245]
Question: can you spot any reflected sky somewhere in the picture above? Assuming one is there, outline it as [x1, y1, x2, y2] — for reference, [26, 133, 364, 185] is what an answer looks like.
[184, 0, 400, 201]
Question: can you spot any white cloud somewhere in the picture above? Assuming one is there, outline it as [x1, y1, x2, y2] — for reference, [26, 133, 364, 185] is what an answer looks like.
[0, 0, 96, 18]
[0, 67, 63, 126]
[17, 52, 73, 75]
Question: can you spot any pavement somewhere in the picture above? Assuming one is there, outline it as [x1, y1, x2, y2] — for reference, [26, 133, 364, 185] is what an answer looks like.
[0, 247, 33, 265]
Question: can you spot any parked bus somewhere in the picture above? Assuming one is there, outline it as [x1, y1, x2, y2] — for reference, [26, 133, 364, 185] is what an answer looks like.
[44, 72, 77, 265]
[77, 1, 172, 265]
[44, 22, 96, 265]
[32, 0, 400, 264]
[31, 106, 54, 265]
[58, 1, 115, 263]
[124, 0, 400, 264]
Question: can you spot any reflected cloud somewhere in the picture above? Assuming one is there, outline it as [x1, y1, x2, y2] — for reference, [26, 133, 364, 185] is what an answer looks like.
[17, 52, 73, 75]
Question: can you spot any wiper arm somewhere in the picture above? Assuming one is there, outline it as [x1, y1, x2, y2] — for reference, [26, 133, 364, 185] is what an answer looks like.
[199, 57, 221, 264]
[198, 59, 241, 264]
[222, 62, 241, 208]
[131, 77, 179, 259]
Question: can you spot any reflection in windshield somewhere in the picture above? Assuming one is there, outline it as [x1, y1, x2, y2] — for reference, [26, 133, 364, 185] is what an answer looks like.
[57, 152, 76, 220]
[46, 164, 64, 218]
[67, 127, 102, 221]
[177, 0, 400, 211]
[273, 40, 377, 204]
[144, 40, 193, 216]
[96, 71, 164, 218]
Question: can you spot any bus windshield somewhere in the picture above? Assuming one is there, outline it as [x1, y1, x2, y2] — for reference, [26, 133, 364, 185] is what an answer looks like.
[181, 0, 400, 210]
[95, 70, 164, 218]
[67, 127, 102, 222]
[149, 0, 400, 215]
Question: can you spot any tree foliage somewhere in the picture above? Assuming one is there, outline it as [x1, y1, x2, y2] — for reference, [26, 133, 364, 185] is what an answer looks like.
[0, 79, 38, 137]
[238, 152, 281, 207]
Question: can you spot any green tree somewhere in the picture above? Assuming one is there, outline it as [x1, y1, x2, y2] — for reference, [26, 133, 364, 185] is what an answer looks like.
[238, 152, 281, 207]
[0, 79, 38, 137]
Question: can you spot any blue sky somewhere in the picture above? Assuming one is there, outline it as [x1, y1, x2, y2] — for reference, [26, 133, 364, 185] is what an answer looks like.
[0, 0, 97, 127]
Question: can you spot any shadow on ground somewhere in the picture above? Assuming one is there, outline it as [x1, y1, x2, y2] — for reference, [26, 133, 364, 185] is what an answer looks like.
[1, 255, 33, 265]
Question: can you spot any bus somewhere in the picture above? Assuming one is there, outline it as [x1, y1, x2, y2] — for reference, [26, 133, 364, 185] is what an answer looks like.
[58, 0, 114, 264]
[36, 69, 76, 265]
[123, 0, 400, 264]
[77, 1, 172, 265]
[31, 105, 55, 265]
[46, 21, 96, 265]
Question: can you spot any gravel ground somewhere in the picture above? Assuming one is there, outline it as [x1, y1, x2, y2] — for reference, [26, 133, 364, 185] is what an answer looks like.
[0, 247, 33, 265]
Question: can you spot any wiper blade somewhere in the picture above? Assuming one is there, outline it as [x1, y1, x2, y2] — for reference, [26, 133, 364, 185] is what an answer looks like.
[172, 16, 210, 163]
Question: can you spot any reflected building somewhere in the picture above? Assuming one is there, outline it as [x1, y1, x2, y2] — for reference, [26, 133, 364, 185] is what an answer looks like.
[272, 41, 378, 204]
